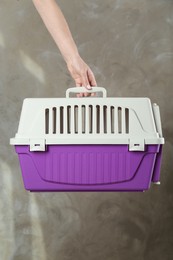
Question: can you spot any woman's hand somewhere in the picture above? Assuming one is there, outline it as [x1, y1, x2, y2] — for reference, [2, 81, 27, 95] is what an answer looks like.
[67, 54, 97, 97]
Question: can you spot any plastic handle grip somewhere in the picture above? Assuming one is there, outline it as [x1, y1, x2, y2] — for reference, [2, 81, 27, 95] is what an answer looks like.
[66, 87, 107, 98]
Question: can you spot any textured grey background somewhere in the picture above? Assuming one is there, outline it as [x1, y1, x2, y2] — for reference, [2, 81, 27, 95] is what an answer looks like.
[0, 0, 173, 259]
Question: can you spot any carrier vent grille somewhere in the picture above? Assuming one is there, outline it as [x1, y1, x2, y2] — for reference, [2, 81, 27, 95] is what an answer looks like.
[45, 105, 130, 135]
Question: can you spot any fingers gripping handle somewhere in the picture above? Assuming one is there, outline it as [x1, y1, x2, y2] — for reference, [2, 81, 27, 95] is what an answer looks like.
[66, 87, 107, 98]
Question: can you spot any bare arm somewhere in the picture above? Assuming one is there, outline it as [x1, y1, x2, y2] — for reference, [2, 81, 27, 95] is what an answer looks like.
[32, 0, 97, 93]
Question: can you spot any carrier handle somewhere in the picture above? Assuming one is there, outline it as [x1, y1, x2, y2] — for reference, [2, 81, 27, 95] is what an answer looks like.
[66, 87, 107, 98]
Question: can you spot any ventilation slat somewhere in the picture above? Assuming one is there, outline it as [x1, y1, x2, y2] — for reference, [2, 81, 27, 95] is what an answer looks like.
[89, 105, 93, 134]
[125, 108, 129, 133]
[96, 105, 100, 133]
[114, 107, 118, 134]
[60, 106, 64, 134]
[48, 107, 53, 134]
[56, 107, 60, 134]
[118, 107, 122, 134]
[93, 105, 96, 134]
[63, 106, 67, 134]
[85, 105, 89, 134]
[53, 107, 56, 134]
[103, 105, 107, 133]
[111, 106, 114, 133]
[67, 106, 71, 134]
[74, 105, 78, 133]
[78, 105, 82, 134]
[82, 105, 85, 133]
[100, 105, 104, 134]
[45, 108, 49, 134]
[107, 106, 111, 134]
[71, 105, 75, 134]
[121, 107, 126, 134]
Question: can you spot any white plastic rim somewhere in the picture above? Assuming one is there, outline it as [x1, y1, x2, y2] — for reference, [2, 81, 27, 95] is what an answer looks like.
[66, 86, 107, 98]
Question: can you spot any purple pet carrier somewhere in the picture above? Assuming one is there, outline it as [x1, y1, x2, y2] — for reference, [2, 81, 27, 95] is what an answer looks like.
[10, 87, 164, 192]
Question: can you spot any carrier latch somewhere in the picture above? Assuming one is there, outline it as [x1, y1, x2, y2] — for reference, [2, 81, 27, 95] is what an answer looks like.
[30, 139, 46, 152]
[129, 138, 145, 151]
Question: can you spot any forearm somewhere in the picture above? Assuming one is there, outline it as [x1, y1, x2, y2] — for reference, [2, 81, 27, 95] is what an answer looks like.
[32, 0, 79, 63]
[32, 0, 97, 89]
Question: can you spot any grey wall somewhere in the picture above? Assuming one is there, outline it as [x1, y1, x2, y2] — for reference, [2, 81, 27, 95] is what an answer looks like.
[0, 0, 173, 259]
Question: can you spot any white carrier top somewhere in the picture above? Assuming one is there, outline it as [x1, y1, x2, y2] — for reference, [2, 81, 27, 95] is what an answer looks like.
[10, 87, 164, 151]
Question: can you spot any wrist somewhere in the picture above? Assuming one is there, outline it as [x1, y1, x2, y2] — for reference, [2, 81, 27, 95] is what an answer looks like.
[64, 50, 80, 64]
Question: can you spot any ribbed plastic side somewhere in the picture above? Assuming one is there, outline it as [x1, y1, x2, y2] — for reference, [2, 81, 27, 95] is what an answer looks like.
[44, 149, 132, 184]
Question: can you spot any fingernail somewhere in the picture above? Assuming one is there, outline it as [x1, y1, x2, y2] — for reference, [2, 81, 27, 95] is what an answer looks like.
[87, 85, 92, 89]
